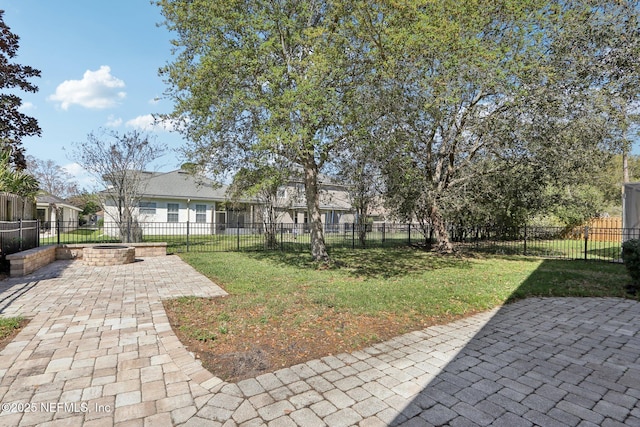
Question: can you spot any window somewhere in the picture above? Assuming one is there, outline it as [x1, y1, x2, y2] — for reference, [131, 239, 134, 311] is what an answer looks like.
[195, 204, 207, 223]
[139, 201, 156, 215]
[167, 203, 179, 222]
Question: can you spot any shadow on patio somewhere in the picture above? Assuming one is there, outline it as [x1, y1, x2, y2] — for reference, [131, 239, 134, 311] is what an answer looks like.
[0, 260, 73, 314]
[390, 260, 640, 426]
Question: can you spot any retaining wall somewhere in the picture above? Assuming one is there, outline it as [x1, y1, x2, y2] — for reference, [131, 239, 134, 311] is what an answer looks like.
[6, 243, 168, 277]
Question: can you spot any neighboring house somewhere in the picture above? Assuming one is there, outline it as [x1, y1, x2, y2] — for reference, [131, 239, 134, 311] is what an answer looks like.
[36, 193, 82, 233]
[102, 169, 357, 236]
[103, 170, 259, 236]
[275, 174, 355, 232]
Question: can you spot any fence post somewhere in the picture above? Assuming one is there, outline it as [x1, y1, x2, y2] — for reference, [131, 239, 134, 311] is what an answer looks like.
[237, 221, 241, 251]
[382, 222, 386, 244]
[408, 222, 411, 245]
[186, 220, 190, 252]
[352, 222, 355, 249]
[19, 219, 23, 251]
[37, 219, 40, 247]
[584, 226, 589, 260]
[56, 220, 60, 245]
[523, 225, 527, 256]
[280, 223, 284, 251]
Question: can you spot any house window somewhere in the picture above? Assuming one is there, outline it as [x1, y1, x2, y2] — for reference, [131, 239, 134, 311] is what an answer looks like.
[195, 204, 207, 223]
[139, 202, 156, 215]
[167, 203, 179, 222]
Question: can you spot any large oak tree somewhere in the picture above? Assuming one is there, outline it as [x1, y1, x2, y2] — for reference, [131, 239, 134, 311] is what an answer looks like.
[361, 0, 639, 251]
[156, 0, 364, 261]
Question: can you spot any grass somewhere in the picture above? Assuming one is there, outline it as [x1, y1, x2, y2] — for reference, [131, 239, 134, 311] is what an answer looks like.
[178, 248, 630, 317]
[165, 246, 633, 381]
[40, 227, 118, 245]
[0, 317, 27, 351]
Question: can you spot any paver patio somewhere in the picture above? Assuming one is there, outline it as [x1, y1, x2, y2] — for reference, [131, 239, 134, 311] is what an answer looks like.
[0, 256, 637, 426]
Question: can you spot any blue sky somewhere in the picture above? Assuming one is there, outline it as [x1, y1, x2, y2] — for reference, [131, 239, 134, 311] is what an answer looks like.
[2, 1, 184, 188]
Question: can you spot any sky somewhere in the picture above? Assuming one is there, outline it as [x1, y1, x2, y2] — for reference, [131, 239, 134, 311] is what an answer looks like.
[1, 1, 185, 189]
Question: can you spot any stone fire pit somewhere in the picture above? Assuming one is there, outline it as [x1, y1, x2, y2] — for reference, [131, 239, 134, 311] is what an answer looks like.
[83, 245, 135, 266]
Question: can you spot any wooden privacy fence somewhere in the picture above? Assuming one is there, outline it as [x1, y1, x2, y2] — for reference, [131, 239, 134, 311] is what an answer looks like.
[0, 192, 35, 221]
[0, 220, 39, 255]
[586, 217, 622, 242]
[0, 193, 38, 256]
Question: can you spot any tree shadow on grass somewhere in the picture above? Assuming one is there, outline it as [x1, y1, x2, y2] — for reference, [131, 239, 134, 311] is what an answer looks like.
[244, 246, 475, 279]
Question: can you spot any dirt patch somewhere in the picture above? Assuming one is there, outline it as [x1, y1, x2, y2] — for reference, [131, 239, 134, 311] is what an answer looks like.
[164, 296, 469, 383]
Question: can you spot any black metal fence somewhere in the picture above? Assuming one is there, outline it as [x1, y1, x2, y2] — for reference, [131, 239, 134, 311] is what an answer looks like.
[37, 220, 633, 262]
[0, 220, 39, 256]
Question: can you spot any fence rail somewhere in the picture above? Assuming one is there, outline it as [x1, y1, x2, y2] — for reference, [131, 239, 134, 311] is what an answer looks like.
[35, 220, 637, 262]
[0, 220, 39, 256]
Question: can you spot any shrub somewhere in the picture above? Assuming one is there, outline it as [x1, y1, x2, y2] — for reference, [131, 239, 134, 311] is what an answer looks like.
[622, 239, 640, 284]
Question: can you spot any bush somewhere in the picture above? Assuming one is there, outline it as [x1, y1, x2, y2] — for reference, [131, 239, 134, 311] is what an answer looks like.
[622, 239, 640, 284]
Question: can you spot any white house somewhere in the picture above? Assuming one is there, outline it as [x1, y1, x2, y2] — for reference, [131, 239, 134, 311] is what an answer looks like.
[36, 193, 82, 234]
[102, 169, 356, 236]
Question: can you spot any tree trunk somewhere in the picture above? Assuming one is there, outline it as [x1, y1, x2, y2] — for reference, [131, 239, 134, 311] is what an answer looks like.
[430, 203, 453, 253]
[357, 207, 367, 246]
[303, 160, 329, 262]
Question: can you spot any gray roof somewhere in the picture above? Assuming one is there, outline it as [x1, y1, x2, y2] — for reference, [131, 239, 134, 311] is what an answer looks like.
[140, 170, 251, 202]
[36, 193, 82, 211]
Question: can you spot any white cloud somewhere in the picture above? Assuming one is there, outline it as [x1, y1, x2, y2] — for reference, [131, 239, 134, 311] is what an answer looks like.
[61, 162, 86, 177]
[126, 114, 155, 131]
[126, 114, 177, 132]
[105, 115, 123, 127]
[19, 102, 35, 112]
[148, 97, 161, 105]
[49, 65, 126, 110]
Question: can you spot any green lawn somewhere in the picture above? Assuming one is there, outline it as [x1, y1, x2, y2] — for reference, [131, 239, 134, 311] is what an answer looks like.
[40, 228, 118, 245]
[178, 247, 632, 321]
[463, 238, 621, 261]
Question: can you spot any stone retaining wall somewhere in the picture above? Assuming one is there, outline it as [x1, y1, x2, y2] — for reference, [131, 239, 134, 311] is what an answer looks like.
[7, 243, 168, 276]
[56, 243, 167, 260]
[83, 246, 136, 266]
[6, 246, 57, 277]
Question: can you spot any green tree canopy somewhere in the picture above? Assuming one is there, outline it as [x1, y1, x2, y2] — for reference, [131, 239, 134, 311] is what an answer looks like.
[157, 0, 364, 261]
[0, 10, 41, 170]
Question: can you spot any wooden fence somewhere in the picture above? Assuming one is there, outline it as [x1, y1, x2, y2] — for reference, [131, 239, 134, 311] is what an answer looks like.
[0, 192, 35, 221]
[586, 217, 622, 242]
[0, 193, 37, 256]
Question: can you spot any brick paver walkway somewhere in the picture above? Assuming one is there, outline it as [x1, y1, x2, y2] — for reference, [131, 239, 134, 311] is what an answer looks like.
[0, 257, 637, 426]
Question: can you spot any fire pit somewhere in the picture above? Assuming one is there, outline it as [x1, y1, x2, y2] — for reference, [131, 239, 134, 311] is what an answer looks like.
[83, 245, 135, 266]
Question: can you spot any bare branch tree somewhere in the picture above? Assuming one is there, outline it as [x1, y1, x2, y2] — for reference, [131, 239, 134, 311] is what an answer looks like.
[71, 129, 166, 243]
[26, 156, 79, 199]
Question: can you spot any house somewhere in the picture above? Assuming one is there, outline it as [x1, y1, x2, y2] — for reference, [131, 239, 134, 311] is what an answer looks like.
[102, 169, 356, 235]
[274, 173, 355, 232]
[36, 193, 82, 233]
